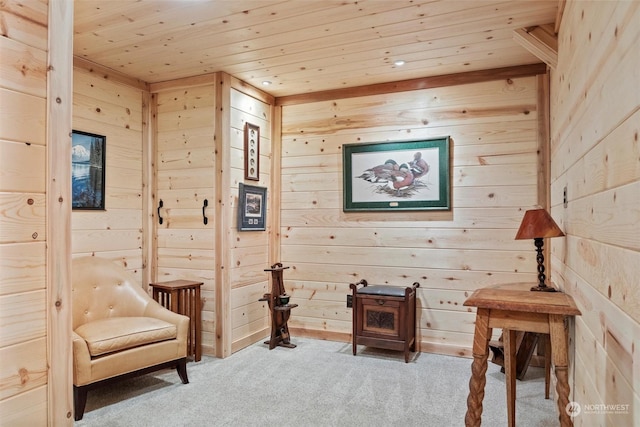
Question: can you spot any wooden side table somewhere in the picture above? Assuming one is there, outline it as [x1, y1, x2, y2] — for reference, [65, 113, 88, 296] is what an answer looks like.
[149, 280, 203, 362]
[463, 283, 581, 427]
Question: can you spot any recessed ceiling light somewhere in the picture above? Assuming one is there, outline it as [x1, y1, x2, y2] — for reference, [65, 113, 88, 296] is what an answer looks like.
[262, 80, 272, 86]
[394, 60, 406, 66]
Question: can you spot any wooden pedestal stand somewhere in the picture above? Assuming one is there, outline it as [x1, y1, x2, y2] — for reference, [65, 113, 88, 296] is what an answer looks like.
[260, 263, 298, 349]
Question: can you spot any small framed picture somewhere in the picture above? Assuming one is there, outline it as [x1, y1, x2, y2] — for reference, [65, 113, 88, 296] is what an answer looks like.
[244, 122, 260, 181]
[72, 130, 106, 210]
[237, 183, 267, 231]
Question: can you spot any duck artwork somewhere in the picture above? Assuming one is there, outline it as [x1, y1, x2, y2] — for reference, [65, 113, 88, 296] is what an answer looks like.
[357, 152, 431, 198]
[357, 159, 399, 183]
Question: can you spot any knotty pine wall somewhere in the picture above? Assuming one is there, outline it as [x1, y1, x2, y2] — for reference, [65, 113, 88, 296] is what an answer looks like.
[1, 0, 74, 423]
[72, 66, 146, 276]
[280, 76, 545, 356]
[550, 1, 639, 425]
[228, 86, 273, 354]
[152, 76, 274, 357]
[154, 80, 218, 355]
[0, 1, 49, 423]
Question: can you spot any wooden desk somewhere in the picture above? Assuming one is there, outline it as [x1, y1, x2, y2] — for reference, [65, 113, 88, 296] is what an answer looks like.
[463, 283, 581, 427]
[150, 280, 203, 362]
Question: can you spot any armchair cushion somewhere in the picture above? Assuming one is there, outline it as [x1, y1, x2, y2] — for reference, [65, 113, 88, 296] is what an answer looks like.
[75, 317, 177, 357]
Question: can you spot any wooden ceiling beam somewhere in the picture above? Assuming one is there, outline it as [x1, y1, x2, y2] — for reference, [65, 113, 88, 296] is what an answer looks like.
[275, 63, 548, 106]
[513, 25, 558, 70]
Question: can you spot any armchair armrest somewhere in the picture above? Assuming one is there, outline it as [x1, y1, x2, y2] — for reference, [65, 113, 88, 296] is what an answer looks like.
[72, 331, 92, 385]
[143, 302, 190, 351]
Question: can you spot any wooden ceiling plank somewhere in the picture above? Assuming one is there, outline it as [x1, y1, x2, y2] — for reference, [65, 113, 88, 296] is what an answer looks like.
[166, 1, 552, 60]
[72, 0, 559, 96]
[228, 36, 522, 82]
[86, 5, 555, 84]
[73, 0, 187, 32]
[270, 45, 540, 91]
[75, 0, 431, 60]
[144, 23, 517, 77]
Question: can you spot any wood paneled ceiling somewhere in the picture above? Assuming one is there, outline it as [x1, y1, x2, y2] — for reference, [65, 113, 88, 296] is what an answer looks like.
[73, 0, 558, 97]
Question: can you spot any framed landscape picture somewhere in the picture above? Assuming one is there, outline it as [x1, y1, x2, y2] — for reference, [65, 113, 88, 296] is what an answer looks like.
[72, 130, 106, 210]
[343, 137, 450, 212]
[237, 183, 267, 231]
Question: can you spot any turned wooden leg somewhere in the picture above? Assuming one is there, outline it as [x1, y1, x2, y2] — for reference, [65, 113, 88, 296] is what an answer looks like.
[549, 314, 573, 427]
[465, 308, 492, 427]
[503, 329, 517, 427]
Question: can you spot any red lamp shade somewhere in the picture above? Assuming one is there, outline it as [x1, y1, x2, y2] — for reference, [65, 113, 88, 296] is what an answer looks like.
[515, 209, 565, 240]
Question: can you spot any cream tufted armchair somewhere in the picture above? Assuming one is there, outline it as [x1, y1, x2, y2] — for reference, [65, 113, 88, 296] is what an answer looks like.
[72, 256, 189, 420]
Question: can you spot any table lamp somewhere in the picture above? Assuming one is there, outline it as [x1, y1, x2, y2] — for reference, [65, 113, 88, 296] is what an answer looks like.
[515, 208, 565, 292]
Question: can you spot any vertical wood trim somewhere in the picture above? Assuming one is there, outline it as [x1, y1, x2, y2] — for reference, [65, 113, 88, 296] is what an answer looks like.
[141, 90, 154, 289]
[537, 72, 551, 209]
[537, 72, 555, 289]
[269, 105, 282, 264]
[149, 93, 159, 284]
[47, 0, 73, 424]
[215, 72, 232, 358]
[555, 0, 566, 33]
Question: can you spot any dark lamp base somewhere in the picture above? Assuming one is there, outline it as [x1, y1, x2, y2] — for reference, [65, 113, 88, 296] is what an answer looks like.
[530, 284, 557, 292]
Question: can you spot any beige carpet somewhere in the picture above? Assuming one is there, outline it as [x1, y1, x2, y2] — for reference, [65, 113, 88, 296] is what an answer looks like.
[74, 337, 557, 426]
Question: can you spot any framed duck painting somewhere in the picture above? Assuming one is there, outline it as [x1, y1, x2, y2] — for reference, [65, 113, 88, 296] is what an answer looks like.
[342, 137, 450, 212]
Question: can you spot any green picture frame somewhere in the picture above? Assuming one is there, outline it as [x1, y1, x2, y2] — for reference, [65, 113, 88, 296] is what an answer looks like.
[343, 137, 450, 212]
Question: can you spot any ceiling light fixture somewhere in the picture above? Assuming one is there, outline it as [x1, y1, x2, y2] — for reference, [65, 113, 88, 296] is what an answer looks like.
[394, 60, 406, 66]
[262, 80, 272, 86]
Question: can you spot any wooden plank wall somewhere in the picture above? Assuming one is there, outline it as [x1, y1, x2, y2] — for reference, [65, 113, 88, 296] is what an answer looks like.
[550, 1, 639, 425]
[229, 86, 273, 353]
[280, 76, 544, 356]
[72, 66, 146, 277]
[0, 0, 49, 423]
[152, 77, 274, 356]
[154, 80, 217, 355]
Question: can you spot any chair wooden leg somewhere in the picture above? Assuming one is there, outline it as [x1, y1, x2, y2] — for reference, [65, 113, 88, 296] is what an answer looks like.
[176, 358, 189, 384]
[73, 385, 88, 421]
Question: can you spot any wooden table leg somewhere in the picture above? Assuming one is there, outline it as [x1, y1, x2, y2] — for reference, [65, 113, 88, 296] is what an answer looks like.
[194, 285, 202, 361]
[503, 329, 517, 427]
[549, 314, 573, 427]
[543, 334, 551, 399]
[466, 308, 492, 427]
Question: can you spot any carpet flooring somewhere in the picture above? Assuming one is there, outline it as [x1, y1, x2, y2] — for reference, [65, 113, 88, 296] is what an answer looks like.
[74, 338, 557, 426]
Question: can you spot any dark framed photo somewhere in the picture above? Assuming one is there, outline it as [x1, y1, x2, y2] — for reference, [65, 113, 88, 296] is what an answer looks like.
[72, 130, 106, 210]
[237, 183, 267, 231]
[244, 122, 260, 181]
[343, 137, 450, 212]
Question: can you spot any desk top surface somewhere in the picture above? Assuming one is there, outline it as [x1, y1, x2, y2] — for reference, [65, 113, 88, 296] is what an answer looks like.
[464, 283, 581, 316]
[149, 279, 204, 290]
